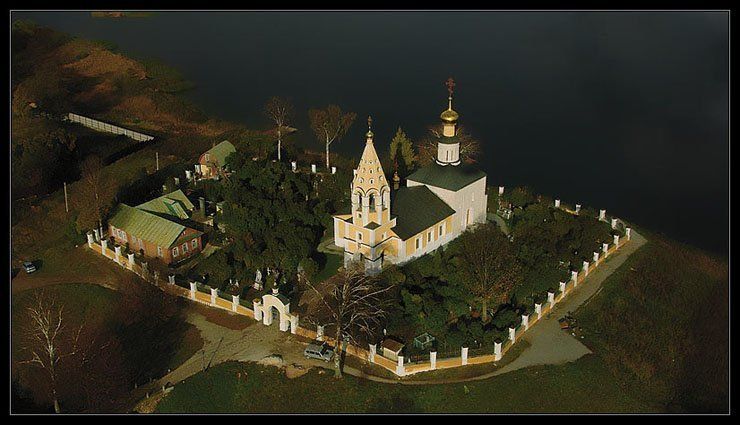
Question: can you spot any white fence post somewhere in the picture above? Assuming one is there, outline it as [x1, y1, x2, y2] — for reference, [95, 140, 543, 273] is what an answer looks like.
[331, 166, 337, 174]
[168, 274, 175, 285]
[317, 325, 324, 341]
[626, 227, 632, 240]
[311, 164, 317, 174]
[602, 243, 609, 258]
[509, 327, 516, 342]
[571, 270, 578, 287]
[396, 356, 405, 376]
[583, 261, 590, 276]
[575, 204, 581, 214]
[127, 253, 135, 270]
[599, 209, 606, 221]
[461, 346, 469, 365]
[189, 282, 196, 300]
[101, 240, 108, 257]
[210, 287, 217, 306]
[498, 186, 504, 195]
[253, 299, 263, 321]
[611, 218, 617, 229]
[593, 252, 599, 263]
[535, 303, 542, 319]
[87, 232, 94, 248]
[291, 161, 297, 172]
[232, 295, 239, 312]
[522, 314, 529, 330]
[368, 343, 376, 363]
[554, 199, 560, 208]
[430, 351, 437, 369]
[548, 291, 555, 307]
[494, 342, 503, 361]
[613, 234, 620, 247]
[559, 281, 566, 297]
[290, 315, 299, 334]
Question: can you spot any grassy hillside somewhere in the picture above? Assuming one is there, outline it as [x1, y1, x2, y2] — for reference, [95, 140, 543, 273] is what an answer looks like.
[156, 358, 652, 413]
[575, 230, 729, 412]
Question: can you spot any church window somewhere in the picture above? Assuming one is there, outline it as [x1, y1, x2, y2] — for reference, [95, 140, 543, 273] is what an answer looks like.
[415, 237, 421, 251]
[370, 179, 374, 184]
[370, 169, 373, 174]
[380, 175, 384, 181]
[357, 232, 363, 242]
[446, 151, 450, 161]
[427, 231, 432, 243]
[439, 224, 444, 237]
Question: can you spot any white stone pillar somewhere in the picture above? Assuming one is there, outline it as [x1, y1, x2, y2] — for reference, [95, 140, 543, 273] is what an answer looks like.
[127, 253, 135, 270]
[185, 170, 192, 181]
[626, 227, 632, 240]
[559, 281, 566, 296]
[494, 342, 503, 361]
[583, 261, 590, 276]
[461, 346, 469, 365]
[375, 195, 382, 224]
[368, 343, 376, 363]
[522, 314, 529, 330]
[87, 232, 94, 248]
[331, 166, 336, 174]
[93, 228, 101, 242]
[498, 186, 504, 196]
[174, 177, 180, 187]
[253, 299, 263, 321]
[611, 218, 618, 229]
[613, 234, 620, 247]
[189, 282, 196, 300]
[290, 315, 299, 334]
[535, 303, 542, 319]
[311, 164, 317, 173]
[602, 243, 609, 258]
[101, 239, 108, 257]
[430, 351, 437, 369]
[291, 161, 297, 172]
[232, 295, 239, 312]
[210, 288, 218, 306]
[548, 291, 555, 307]
[317, 325, 325, 341]
[279, 315, 290, 332]
[168, 274, 175, 285]
[593, 252, 600, 263]
[509, 327, 516, 342]
[575, 204, 581, 214]
[599, 209, 606, 221]
[554, 199, 560, 208]
[396, 356, 405, 376]
[571, 270, 578, 285]
[361, 195, 370, 226]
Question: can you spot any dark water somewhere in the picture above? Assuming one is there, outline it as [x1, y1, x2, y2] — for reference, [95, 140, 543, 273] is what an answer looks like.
[14, 11, 729, 254]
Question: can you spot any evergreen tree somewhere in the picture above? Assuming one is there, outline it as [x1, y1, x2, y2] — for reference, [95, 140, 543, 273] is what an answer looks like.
[389, 127, 416, 178]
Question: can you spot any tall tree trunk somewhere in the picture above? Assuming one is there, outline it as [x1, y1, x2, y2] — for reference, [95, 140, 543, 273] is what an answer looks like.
[277, 129, 282, 161]
[325, 140, 331, 170]
[334, 328, 342, 378]
[481, 299, 488, 323]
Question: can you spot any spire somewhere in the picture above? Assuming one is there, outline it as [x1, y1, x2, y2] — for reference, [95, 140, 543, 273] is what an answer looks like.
[366, 115, 374, 142]
[440, 77, 459, 125]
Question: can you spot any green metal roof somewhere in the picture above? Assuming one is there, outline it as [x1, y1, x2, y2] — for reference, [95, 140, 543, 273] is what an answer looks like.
[203, 140, 236, 166]
[407, 162, 486, 192]
[136, 189, 194, 220]
[391, 186, 455, 240]
[437, 134, 462, 145]
[109, 204, 188, 248]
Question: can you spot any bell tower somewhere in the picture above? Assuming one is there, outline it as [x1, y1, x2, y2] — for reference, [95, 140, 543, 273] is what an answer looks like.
[351, 116, 392, 227]
[436, 77, 461, 166]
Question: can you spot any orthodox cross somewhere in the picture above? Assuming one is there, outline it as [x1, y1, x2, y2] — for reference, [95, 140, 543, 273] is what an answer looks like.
[445, 77, 456, 97]
[367, 115, 373, 131]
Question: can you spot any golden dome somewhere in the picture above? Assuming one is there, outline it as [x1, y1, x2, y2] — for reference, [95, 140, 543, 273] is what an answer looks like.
[440, 108, 459, 123]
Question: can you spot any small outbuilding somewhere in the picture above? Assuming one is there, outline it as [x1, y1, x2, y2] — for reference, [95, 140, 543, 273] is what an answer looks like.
[197, 140, 236, 178]
[381, 338, 405, 361]
[412, 332, 436, 351]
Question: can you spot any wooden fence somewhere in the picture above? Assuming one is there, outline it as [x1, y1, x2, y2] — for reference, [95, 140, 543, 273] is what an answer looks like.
[66, 113, 154, 142]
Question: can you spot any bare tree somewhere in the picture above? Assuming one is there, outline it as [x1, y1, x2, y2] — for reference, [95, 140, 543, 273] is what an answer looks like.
[77, 155, 113, 236]
[264, 96, 294, 162]
[308, 105, 356, 170]
[18, 292, 82, 413]
[456, 223, 522, 321]
[303, 265, 395, 378]
[417, 124, 481, 166]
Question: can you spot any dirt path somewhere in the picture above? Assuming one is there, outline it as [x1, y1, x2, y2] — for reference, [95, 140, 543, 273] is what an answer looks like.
[490, 229, 647, 377]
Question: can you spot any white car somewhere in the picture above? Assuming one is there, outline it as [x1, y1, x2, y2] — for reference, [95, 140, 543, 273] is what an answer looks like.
[304, 342, 334, 362]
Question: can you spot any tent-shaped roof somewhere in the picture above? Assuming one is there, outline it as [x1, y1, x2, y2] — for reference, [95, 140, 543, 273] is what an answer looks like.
[136, 189, 194, 220]
[109, 204, 187, 248]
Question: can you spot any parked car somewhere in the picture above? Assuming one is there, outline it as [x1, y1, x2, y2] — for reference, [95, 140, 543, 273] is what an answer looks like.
[22, 261, 36, 274]
[304, 342, 334, 362]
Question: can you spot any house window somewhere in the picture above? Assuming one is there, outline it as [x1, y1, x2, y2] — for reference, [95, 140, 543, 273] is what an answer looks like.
[182, 242, 188, 253]
[427, 231, 432, 243]
[118, 230, 127, 242]
[157, 246, 163, 257]
[204, 153, 210, 162]
[439, 224, 444, 237]
[415, 237, 421, 251]
[173, 247, 179, 257]
[192, 239, 198, 249]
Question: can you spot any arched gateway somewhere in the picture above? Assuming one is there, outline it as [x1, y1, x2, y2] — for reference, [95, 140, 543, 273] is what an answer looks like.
[253, 287, 298, 333]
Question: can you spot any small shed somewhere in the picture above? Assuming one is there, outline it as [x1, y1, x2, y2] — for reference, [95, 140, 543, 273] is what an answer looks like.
[412, 332, 436, 350]
[381, 338, 405, 361]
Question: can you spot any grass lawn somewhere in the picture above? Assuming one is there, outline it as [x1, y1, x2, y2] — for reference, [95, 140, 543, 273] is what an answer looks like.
[314, 253, 343, 283]
[155, 356, 653, 413]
